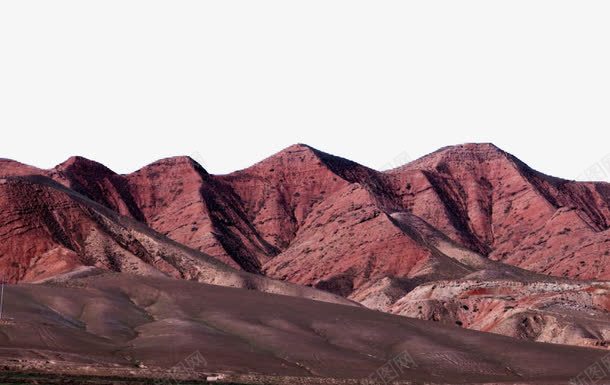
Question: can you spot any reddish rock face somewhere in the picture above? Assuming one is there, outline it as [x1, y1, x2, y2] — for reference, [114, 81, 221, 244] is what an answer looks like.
[0, 175, 353, 307]
[2, 143, 610, 349]
[0, 176, 165, 283]
[389, 143, 610, 280]
[0, 159, 45, 177]
[121, 157, 245, 270]
[216, 144, 388, 251]
[4, 144, 610, 282]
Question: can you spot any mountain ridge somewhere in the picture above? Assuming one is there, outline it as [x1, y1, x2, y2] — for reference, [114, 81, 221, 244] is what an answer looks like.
[1, 143, 609, 349]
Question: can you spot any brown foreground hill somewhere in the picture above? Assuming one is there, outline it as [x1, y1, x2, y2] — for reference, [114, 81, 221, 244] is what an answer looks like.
[0, 273, 608, 385]
[0, 143, 609, 353]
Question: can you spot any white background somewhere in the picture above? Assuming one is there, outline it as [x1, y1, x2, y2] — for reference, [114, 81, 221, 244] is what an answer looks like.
[1, 1, 609, 180]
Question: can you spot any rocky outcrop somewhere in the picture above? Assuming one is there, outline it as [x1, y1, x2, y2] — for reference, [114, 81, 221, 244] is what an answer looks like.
[391, 279, 610, 349]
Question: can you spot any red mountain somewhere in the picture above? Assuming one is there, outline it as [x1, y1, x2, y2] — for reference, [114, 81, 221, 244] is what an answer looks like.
[389, 143, 610, 279]
[1, 143, 609, 349]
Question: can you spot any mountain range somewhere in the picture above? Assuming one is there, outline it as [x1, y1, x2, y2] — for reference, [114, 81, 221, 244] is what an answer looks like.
[1, 143, 609, 383]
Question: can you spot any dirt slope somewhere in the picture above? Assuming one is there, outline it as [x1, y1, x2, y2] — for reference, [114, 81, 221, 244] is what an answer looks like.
[0, 274, 607, 384]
